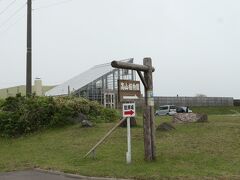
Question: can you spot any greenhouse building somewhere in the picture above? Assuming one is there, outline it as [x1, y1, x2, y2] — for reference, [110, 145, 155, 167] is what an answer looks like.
[45, 58, 137, 108]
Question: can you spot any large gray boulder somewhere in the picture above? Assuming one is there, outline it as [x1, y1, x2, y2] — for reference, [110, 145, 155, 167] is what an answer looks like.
[172, 113, 208, 124]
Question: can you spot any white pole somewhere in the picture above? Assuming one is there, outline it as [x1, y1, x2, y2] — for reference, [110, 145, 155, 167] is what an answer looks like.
[126, 117, 131, 164]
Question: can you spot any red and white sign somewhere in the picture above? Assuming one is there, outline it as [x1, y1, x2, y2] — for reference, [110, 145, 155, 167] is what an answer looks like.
[122, 103, 136, 117]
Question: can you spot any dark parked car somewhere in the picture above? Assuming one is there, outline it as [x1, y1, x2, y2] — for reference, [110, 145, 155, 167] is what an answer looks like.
[176, 106, 192, 113]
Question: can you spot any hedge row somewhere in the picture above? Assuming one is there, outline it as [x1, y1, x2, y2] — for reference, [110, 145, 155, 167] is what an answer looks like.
[0, 94, 119, 137]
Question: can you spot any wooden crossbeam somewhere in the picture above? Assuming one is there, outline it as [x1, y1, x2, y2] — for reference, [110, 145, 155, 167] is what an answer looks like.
[111, 61, 155, 72]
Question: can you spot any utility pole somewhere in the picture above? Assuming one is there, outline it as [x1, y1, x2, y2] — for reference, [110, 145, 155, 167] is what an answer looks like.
[26, 0, 32, 96]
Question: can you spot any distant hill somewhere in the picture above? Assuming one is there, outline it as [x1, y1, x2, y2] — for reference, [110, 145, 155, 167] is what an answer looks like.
[0, 85, 55, 99]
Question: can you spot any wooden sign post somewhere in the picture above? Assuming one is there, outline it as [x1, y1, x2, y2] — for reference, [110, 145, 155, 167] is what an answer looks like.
[111, 57, 156, 161]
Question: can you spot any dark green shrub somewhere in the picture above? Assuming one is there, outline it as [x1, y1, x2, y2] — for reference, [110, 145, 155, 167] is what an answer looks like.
[53, 97, 119, 123]
[88, 101, 103, 116]
[50, 113, 73, 127]
[0, 111, 17, 137]
[0, 99, 4, 107]
[1, 93, 25, 112]
[100, 108, 120, 123]
[0, 95, 119, 137]
[17, 96, 56, 133]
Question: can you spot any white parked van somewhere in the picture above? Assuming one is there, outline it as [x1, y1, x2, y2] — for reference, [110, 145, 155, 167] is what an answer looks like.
[155, 105, 177, 116]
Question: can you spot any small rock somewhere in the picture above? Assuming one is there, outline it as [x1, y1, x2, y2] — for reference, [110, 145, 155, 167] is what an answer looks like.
[81, 120, 93, 127]
[156, 122, 175, 132]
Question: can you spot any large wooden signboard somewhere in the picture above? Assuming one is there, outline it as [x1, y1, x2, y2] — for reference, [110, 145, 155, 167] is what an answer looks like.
[118, 80, 141, 102]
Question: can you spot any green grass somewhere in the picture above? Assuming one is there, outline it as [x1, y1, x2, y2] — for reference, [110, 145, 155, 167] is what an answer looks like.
[192, 106, 240, 115]
[0, 114, 240, 179]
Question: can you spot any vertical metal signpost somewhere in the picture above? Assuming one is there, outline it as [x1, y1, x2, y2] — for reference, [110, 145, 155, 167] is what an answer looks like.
[123, 103, 136, 164]
[112, 58, 156, 161]
[127, 117, 131, 164]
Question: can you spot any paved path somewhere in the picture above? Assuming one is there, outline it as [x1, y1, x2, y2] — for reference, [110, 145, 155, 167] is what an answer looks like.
[0, 170, 129, 180]
[0, 170, 85, 180]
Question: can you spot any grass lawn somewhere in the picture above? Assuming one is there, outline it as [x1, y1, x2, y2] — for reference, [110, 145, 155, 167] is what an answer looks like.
[191, 106, 240, 115]
[1, 109, 240, 179]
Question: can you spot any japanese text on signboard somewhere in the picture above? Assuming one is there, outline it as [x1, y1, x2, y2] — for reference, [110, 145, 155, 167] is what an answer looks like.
[118, 80, 141, 102]
[120, 81, 140, 91]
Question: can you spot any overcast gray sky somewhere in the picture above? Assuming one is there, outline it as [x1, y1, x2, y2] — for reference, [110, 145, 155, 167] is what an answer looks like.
[0, 0, 239, 98]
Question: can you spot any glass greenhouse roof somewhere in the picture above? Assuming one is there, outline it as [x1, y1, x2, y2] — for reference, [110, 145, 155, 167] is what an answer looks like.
[45, 58, 133, 96]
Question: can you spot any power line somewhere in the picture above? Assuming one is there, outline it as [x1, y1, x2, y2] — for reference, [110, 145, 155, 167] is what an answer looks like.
[0, 0, 17, 16]
[0, 13, 25, 35]
[33, 0, 74, 11]
[0, 2, 26, 30]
